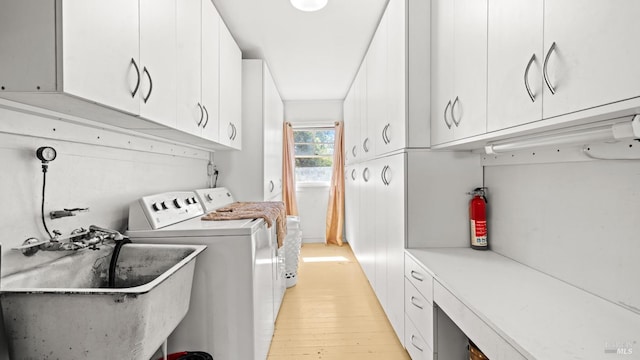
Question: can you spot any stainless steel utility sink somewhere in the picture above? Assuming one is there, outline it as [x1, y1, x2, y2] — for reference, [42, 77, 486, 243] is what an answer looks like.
[0, 243, 206, 360]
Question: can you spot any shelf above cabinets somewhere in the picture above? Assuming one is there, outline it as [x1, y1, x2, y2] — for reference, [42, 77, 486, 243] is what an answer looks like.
[0, 0, 242, 151]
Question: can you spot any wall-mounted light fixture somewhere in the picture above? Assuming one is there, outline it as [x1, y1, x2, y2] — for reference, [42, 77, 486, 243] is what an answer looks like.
[290, 0, 328, 12]
[484, 115, 640, 155]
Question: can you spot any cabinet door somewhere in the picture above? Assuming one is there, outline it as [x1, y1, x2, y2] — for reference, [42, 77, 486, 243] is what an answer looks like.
[487, 0, 543, 132]
[176, 0, 203, 137]
[343, 88, 358, 164]
[385, 0, 407, 153]
[358, 161, 376, 285]
[219, 22, 243, 148]
[357, 61, 371, 160]
[430, 0, 455, 145]
[139, 0, 177, 127]
[61, 0, 139, 115]
[368, 14, 388, 157]
[543, 0, 640, 119]
[373, 158, 388, 312]
[451, 0, 487, 139]
[263, 64, 284, 200]
[201, 0, 220, 142]
[345, 164, 360, 252]
[384, 153, 406, 344]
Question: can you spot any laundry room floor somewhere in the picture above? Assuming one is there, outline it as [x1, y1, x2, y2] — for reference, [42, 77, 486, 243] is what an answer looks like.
[268, 243, 410, 359]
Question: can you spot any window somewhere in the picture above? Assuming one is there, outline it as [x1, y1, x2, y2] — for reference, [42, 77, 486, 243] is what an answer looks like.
[294, 128, 335, 183]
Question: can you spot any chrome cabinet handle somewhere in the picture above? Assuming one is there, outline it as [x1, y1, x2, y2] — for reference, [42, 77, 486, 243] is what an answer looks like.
[384, 124, 391, 144]
[382, 165, 391, 186]
[410, 335, 424, 352]
[363, 138, 370, 153]
[363, 167, 370, 182]
[352, 145, 357, 157]
[130, 58, 141, 98]
[142, 66, 153, 103]
[443, 100, 452, 129]
[381, 125, 387, 144]
[232, 124, 237, 140]
[410, 296, 424, 309]
[410, 270, 424, 281]
[380, 165, 388, 185]
[202, 106, 209, 128]
[524, 54, 536, 102]
[451, 96, 460, 127]
[197, 103, 204, 126]
[228, 122, 234, 139]
[543, 42, 557, 95]
[351, 169, 356, 181]
[269, 180, 274, 193]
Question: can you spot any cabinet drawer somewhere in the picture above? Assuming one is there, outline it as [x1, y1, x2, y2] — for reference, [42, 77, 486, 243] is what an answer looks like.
[405, 278, 433, 349]
[404, 314, 433, 360]
[405, 253, 433, 303]
[434, 281, 527, 360]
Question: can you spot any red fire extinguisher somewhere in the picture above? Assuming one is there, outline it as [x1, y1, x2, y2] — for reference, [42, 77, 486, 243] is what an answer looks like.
[468, 187, 488, 250]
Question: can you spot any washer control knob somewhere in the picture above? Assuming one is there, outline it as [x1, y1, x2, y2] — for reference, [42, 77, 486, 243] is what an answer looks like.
[206, 193, 214, 201]
[191, 197, 198, 204]
[185, 198, 192, 205]
[161, 201, 169, 210]
[173, 198, 182, 209]
[152, 203, 161, 212]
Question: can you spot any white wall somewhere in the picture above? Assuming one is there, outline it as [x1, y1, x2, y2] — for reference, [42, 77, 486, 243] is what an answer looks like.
[485, 160, 640, 313]
[284, 100, 343, 243]
[0, 105, 209, 277]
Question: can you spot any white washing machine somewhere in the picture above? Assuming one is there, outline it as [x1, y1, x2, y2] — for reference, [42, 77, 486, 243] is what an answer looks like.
[126, 187, 284, 360]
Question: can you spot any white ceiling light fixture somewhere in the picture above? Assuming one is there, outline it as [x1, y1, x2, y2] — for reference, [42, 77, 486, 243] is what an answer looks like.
[290, 0, 328, 12]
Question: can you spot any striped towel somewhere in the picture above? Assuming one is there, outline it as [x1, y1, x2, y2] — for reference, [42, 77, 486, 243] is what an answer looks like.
[201, 201, 287, 247]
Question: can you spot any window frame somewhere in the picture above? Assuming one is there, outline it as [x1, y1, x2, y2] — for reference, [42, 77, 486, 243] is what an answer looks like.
[293, 127, 335, 185]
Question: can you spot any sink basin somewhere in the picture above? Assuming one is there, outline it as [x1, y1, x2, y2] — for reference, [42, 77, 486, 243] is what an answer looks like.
[0, 243, 206, 360]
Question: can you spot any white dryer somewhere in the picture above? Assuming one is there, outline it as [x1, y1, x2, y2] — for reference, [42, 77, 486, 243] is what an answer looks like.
[127, 187, 283, 360]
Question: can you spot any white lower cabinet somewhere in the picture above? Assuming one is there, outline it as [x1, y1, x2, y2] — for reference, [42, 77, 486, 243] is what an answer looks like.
[345, 150, 481, 349]
[405, 314, 433, 360]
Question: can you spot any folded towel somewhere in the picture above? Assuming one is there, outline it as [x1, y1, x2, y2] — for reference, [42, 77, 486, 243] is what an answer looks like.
[201, 201, 287, 247]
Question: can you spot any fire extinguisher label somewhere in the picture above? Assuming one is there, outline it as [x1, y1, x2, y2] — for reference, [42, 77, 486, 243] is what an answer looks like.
[471, 220, 487, 247]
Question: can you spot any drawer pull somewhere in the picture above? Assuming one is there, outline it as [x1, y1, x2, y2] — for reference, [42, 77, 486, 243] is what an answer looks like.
[410, 296, 424, 309]
[410, 335, 424, 352]
[410, 270, 425, 281]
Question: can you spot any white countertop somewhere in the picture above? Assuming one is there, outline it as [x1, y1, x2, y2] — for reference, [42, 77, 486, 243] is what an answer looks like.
[406, 248, 640, 360]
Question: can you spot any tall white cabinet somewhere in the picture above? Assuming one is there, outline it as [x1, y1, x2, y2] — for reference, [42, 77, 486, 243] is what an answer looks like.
[215, 60, 284, 202]
[344, 0, 482, 349]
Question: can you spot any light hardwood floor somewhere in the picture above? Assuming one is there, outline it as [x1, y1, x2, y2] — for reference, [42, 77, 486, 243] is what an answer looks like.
[268, 243, 410, 360]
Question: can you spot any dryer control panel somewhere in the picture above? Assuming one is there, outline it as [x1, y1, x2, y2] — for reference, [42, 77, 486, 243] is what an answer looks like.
[194, 187, 236, 213]
[129, 191, 204, 230]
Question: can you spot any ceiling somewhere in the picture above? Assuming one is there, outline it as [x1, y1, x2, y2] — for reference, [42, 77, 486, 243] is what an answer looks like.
[211, 0, 389, 101]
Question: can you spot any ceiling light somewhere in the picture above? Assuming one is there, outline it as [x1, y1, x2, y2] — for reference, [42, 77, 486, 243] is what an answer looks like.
[484, 115, 640, 155]
[290, 0, 328, 12]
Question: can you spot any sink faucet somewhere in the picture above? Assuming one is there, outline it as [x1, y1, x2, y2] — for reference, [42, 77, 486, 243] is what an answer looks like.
[14, 226, 128, 256]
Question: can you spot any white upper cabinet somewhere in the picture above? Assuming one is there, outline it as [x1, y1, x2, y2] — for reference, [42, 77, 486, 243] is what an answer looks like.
[368, 14, 388, 157]
[219, 21, 243, 149]
[487, 0, 640, 133]
[432, 0, 488, 145]
[139, 0, 177, 127]
[431, 0, 456, 145]
[542, 0, 640, 119]
[176, 0, 220, 142]
[201, 0, 221, 142]
[487, 0, 543, 131]
[343, 87, 357, 164]
[0, 0, 242, 150]
[61, 0, 140, 115]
